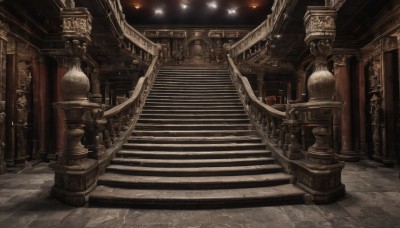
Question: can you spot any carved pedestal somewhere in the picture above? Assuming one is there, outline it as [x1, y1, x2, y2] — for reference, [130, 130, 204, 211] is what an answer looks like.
[291, 159, 345, 203]
[51, 5, 100, 206]
[294, 6, 345, 203]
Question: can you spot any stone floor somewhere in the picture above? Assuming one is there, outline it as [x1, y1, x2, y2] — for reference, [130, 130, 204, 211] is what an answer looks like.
[0, 159, 399, 228]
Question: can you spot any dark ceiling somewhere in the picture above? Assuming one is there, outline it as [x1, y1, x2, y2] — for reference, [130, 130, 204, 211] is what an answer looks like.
[120, 0, 274, 26]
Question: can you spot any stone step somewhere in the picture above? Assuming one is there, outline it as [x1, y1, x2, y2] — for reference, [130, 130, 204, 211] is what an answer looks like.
[155, 79, 232, 84]
[137, 119, 249, 125]
[138, 113, 247, 119]
[153, 82, 233, 86]
[105, 164, 282, 177]
[127, 136, 261, 144]
[134, 123, 253, 130]
[151, 87, 236, 91]
[142, 105, 244, 110]
[96, 172, 293, 190]
[132, 130, 258, 137]
[148, 92, 238, 97]
[116, 149, 271, 159]
[144, 101, 242, 106]
[121, 143, 266, 152]
[140, 109, 246, 115]
[112, 157, 274, 168]
[89, 184, 305, 208]
[146, 95, 240, 100]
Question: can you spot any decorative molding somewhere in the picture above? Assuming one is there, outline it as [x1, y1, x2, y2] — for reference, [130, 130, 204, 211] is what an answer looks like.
[304, 7, 336, 45]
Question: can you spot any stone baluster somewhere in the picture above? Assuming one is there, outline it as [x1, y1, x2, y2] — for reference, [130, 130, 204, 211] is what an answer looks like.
[51, 4, 100, 206]
[0, 21, 8, 174]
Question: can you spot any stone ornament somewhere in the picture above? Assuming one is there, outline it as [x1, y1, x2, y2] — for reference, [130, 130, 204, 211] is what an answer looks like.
[304, 7, 336, 45]
[61, 7, 92, 43]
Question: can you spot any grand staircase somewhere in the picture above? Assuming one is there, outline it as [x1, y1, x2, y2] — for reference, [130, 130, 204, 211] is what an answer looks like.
[89, 66, 305, 208]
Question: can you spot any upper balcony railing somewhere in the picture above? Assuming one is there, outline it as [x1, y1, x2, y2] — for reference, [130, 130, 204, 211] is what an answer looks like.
[228, 0, 293, 58]
[106, 0, 159, 57]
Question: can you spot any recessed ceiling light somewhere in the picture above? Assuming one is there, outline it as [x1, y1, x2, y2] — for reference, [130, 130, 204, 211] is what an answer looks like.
[227, 8, 237, 15]
[181, 3, 188, 9]
[207, 1, 218, 9]
[155, 8, 163, 15]
[133, 4, 141, 10]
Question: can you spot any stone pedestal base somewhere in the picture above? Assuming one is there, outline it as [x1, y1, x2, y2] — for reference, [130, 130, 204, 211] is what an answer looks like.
[51, 159, 98, 206]
[291, 159, 345, 203]
[0, 161, 6, 174]
[337, 150, 360, 162]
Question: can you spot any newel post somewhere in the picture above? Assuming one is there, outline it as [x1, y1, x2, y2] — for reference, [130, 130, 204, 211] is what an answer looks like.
[290, 6, 345, 203]
[51, 3, 100, 206]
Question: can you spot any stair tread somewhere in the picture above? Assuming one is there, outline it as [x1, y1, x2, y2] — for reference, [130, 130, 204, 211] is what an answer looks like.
[107, 164, 281, 173]
[117, 149, 271, 157]
[123, 143, 265, 148]
[98, 172, 291, 185]
[112, 157, 274, 164]
[90, 184, 304, 202]
[128, 136, 260, 141]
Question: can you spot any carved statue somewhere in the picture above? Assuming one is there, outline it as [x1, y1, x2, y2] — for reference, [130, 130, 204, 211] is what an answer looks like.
[16, 90, 28, 125]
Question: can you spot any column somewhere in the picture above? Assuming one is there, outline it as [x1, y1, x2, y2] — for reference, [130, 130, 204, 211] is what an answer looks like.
[32, 56, 50, 160]
[357, 57, 368, 156]
[257, 71, 264, 100]
[53, 57, 66, 159]
[0, 21, 8, 174]
[333, 55, 359, 161]
[90, 68, 102, 103]
[5, 36, 17, 166]
[296, 69, 306, 101]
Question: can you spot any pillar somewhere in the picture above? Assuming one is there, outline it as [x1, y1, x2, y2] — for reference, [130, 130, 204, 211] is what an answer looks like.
[90, 68, 102, 104]
[0, 21, 8, 174]
[5, 36, 17, 167]
[257, 71, 264, 100]
[333, 55, 359, 161]
[296, 69, 307, 101]
[32, 56, 50, 160]
[357, 57, 368, 156]
[53, 57, 66, 159]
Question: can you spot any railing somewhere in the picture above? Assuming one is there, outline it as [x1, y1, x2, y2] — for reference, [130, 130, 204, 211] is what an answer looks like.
[105, 0, 159, 56]
[227, 55, 292, 154]
[228, 0, 293, 58]
[85, 56, 159, 172]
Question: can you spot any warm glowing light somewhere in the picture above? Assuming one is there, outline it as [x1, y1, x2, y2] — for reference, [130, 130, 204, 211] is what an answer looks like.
[155, 8, 163, 15]
[133, 4, 141, 10]
[181, 3, 188, 9]
[251, 4, 258, 9]
[207, 1, 218, 9]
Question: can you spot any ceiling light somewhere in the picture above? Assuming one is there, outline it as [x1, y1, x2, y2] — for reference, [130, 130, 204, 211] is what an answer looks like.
[227, 8, 237, 15]
[207, 1, 218, 9]
[251, 4, 258, 9]
[181, 3, 188, 9]
[133, 4, 141, 10]
[155, 8, 163, 15]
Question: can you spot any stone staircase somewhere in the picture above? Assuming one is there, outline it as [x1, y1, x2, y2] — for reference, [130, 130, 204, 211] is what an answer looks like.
[89, 66, 305, 208]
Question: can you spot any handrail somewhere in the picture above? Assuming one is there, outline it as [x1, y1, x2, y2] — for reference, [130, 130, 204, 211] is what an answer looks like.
[104, 56, 159, 118]
[105, 0, 159, 56]
[228, 55, 285, 118]
[84, 55, 159, 175]
[228, 0, 291, 58]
